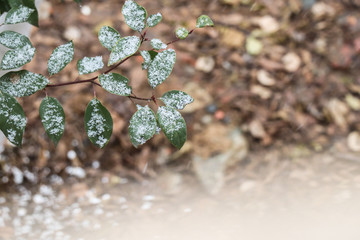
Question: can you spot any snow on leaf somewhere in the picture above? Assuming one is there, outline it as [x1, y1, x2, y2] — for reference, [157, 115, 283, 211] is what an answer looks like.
[108, 36, 140, 66]
[77, 56, 104, 75]
[122, 0, 147, 32]
[84, 98, 113, 148]
[150, 38, 167, 50]
[39, 97, 65, 146]
[0, 91, 27, 146]
[140, 50, 151, 70]
[4, 4, 34, 25]
[98, 26, 121, 51]
[0, 70, 49, 97]
[0, 31, 31, 49]
[47, 41, 74, 76]
[175, 27, 189, 39]
[129, 105, 157, 148]
[157, 106, 186, 149]
[160, 90, 194, 110]
[147, 13, 162, 27]
[0, 43, 35, 70]
[148, 49, 176, 88]
[196, 15, 214, 28]
[99, 73, 132, 96]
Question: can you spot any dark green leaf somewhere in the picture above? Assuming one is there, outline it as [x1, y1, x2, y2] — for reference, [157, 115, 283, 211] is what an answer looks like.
[0, 40, 35, 70]
[21, 0, 39, 27]
[157, 106, 186, 149]
[39, 97, 65, 146]
[0, 0, 11, 14]
[148, 50, 158, 60]
[98, 26, 121, 51]
[122, 0, 147, 32]
[4, 4, 35, 25]
[147, 13, 162, 27]
[148, 49, 176, 88]
[0, 30, 32, 49]
[196, 15, 214, 28]
[73, 0, 82, 3]
[99, 73, 132, 96]
[0, 90, 27, 146]
[108, 36, 140, 66]
[150, 38, 167, 50]
[48, 41, 74, 76]
[175, 27, 189, 39]
[84, 98, 113, 148]
[77, 56, 104, 75]
[0, 70, 48, 97]
[160, 90, 194, 110]
[129, 105, 157, 148]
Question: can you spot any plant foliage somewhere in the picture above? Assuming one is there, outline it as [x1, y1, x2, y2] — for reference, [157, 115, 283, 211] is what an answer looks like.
[0, 0, 214, 149]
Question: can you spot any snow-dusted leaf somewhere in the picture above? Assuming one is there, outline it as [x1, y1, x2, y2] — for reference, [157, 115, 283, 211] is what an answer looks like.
[0, 31, 31, 49]
[7, 0, 39, 26]
[0, 91, 27, 146]
[160, 90, 194, 110]
[140, 50, 151, 70]
[0, 43, 35, 70]
[0, 70, 49, 97]
[77, 56, 104, 75]
[39, 97, 65, 146]
[175, 27, 189, 39]
[147, 13, 162, 27]
[108, 36, 140, 66]
[150, 38, 167, 50]
[196, 15, 214, 28]
[157, 106, 186, 149]
[129, 105, 157, 148]
[84, 98, 113, 148]
[148, 49, 176, 88]
[48, 41, 74, 76]
[98, 26, 121, 51]
[4, 4, 34, 25]
[99, 73, 132, 96]
[122, 0, 147, 32]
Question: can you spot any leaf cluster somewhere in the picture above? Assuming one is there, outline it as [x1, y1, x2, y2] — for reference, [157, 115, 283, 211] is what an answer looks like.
[0, 0, 213, 149]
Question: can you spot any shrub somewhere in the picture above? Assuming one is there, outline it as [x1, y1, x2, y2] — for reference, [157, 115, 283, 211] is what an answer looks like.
[0, 0, 214, 149]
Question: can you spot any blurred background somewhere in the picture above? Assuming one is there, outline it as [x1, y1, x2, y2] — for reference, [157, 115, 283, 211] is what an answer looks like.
[1, 0, 360, 239]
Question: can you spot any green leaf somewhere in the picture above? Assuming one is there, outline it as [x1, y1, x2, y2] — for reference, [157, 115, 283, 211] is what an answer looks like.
[0, 30, 31, 49]
[0, 42, 35, 70]
[84, 98, 113, 148]
[77, 56, 104, 75]
[4, 4, 34, 25]
[148, 49, 176, 88]
[20, 0, 39, 27]
[147, 13, 162, 27]
[157, 106, 186, 149]
[129, 105, 157, 148]
[160, 90, 194, 110]
[148, 50, 158, 60]
[122, 0, 147, 32]
[108, 36, 140, 66]
[0, 70, 49, 97]
[73, 0, 82, 3]
[140, 50, 151, 70]
[175, 27, 189, 39]
[98, 26, 121, 51]
[39, 97, 65, 146]
[150, 38, 167, 50]
[99, 73, 132, 96]
[196, 15, 214, 28]
[48, 41, 74, 76]
[0, 91, 27, 146]
[0, 0, 11, 14]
